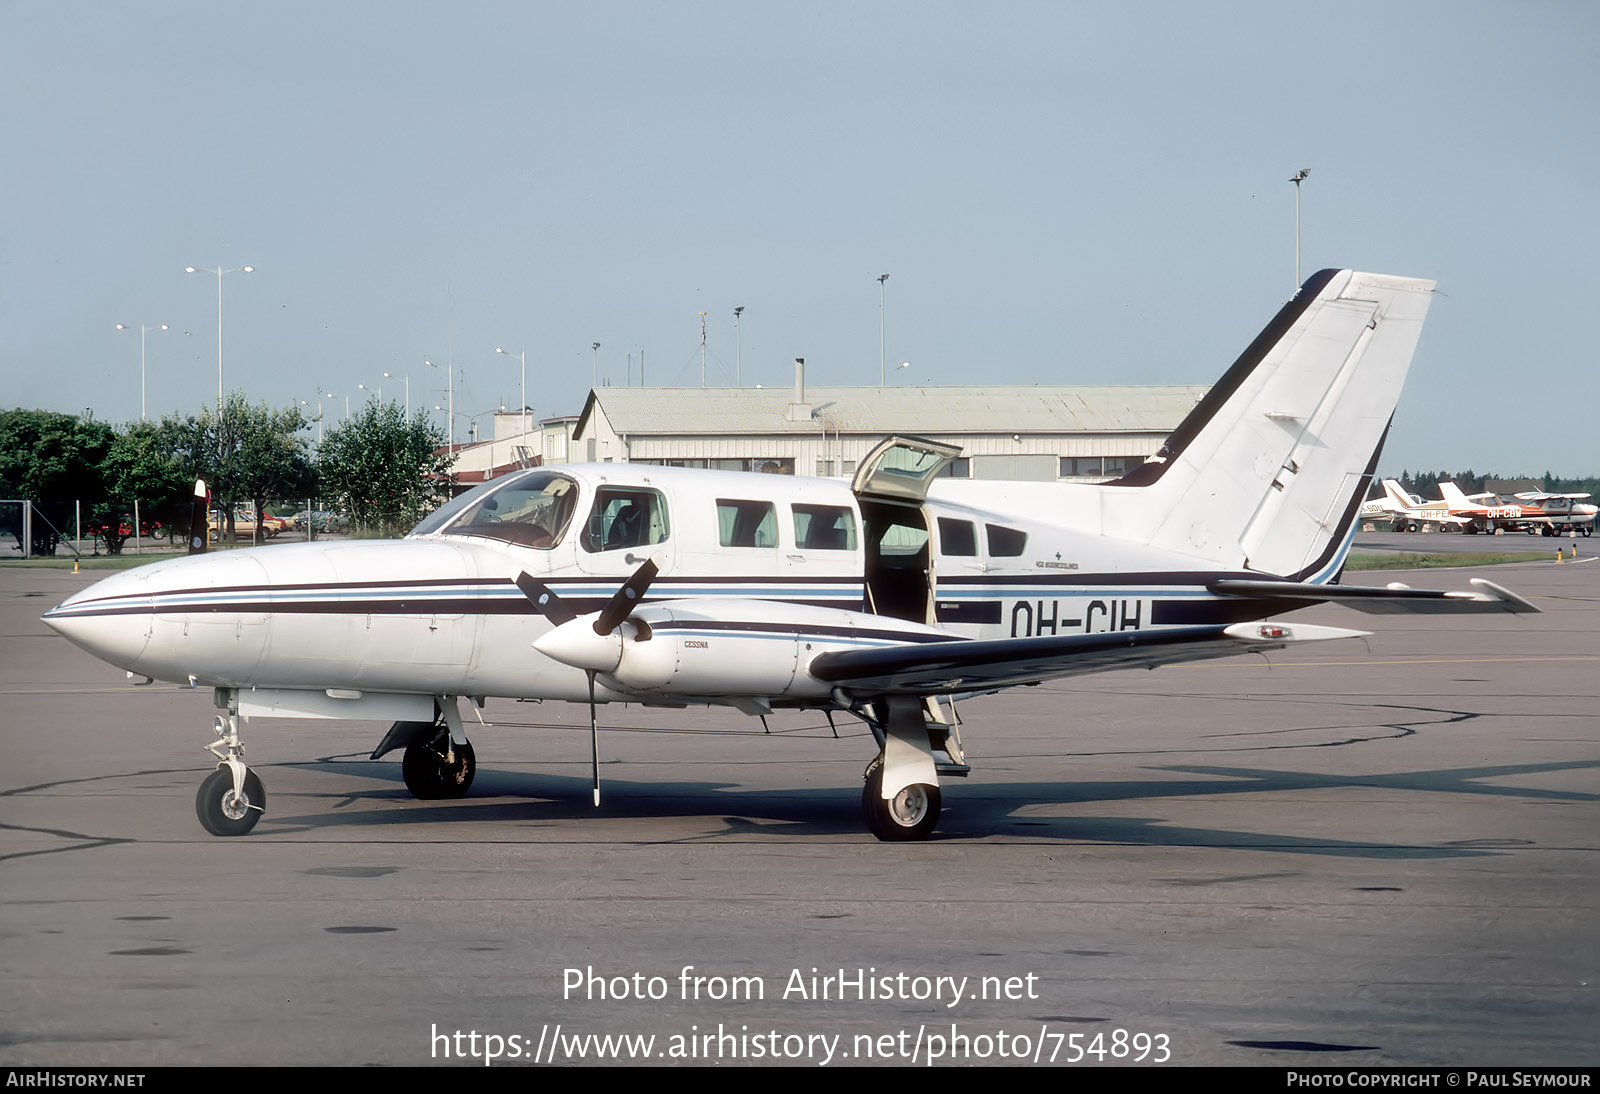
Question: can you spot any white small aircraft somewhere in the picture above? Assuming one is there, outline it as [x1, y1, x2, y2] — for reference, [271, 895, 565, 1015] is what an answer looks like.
[43, 270, 1541, 841]
[1360, 479, 1476, 532]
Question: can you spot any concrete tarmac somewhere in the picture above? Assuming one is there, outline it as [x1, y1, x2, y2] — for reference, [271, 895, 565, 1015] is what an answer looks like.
[1, 558, 1594, 1068]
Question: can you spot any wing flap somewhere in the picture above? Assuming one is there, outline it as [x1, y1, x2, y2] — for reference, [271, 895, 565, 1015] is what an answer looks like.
[1210, 577, 1540, 614]
[809, 621, 1367, 697]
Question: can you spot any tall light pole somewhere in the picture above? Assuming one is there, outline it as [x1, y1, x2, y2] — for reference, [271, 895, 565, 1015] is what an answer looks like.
[426, 358, 454, 450]
[115, 322, 168, 422]
[495, 347, 528, 438]
[733, 306, 744, 386]
[877, 273, 890, 385]
[184, 263, 254, 410]
[591, 342, 600, 390]
[383, 371, 410, 417]
[325, 391, 348, 421]
[1290, 169, 1310, 289]
[299, 396, 324, 444]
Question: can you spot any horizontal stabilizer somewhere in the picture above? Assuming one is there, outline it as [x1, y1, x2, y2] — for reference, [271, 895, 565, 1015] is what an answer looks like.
[1209, 577, 1540, 614]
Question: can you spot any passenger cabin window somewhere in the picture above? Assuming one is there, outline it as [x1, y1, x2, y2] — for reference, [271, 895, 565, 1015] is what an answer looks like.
[582, 487, 670, 553]
[986, 523, 1027, 557]
[793, 504, 858, 551]
[937, 517, 977, 556]
[717, 499, 777, 548]
[414, 470, 579, 549]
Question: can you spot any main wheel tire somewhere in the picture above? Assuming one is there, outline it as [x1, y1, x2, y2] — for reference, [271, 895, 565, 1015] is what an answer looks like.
[402, 736, 476, 799]
[195, 767, 265, 836]
[861, 762, 940, 842]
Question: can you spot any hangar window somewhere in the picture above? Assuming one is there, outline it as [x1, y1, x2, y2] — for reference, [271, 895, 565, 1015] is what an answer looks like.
[581, 487, 671, 553]
[717, 499, 778, 548]
[793, 504, 858, 551]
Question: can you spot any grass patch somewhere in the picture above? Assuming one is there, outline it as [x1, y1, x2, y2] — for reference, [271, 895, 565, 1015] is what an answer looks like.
[0, 551, 187, 570]
[1344, 551, 1542, 570]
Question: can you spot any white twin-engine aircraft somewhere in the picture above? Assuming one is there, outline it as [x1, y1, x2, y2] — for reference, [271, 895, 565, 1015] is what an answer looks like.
[44, 270, 1539, 841]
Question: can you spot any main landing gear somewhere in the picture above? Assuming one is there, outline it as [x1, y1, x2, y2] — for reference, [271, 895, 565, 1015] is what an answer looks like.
[401, 731, 476, 799]
[370, 699, 476, 800]
[857, 695, 966, 842]
[196, 697, 265, 836]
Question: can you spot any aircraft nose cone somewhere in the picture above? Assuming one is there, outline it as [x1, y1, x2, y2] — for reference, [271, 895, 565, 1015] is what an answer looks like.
[41, 570, 153, 670]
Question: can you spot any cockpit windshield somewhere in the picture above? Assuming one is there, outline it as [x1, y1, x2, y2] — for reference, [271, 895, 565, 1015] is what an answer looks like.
[409, 470, 579, 549]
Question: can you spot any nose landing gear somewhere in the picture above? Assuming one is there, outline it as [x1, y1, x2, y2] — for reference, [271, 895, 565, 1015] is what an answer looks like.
[196, 699, 265, 836]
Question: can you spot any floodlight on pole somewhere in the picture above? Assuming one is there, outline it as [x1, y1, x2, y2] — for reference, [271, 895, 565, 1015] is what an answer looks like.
[877, 273, 890, 385]
[733, 306, 745, 386]
[591, 342, 600, 389]
[1290, 169, 1310, 289]
[495, 347, 529, 439]
[383, 371, 410, 417]
[115, 322, 169, 422]
[426, 358, 454, 450]
[184, 263, 254, 411]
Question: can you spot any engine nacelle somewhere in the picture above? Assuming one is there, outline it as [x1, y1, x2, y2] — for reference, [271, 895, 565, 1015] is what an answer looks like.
[535, 598, 954, 701]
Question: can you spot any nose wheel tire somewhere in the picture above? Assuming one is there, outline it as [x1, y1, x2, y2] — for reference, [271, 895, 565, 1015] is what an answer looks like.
[862, 762, 940, 842]
[402, 737, 476, 800]
[196, 768, 266, 836]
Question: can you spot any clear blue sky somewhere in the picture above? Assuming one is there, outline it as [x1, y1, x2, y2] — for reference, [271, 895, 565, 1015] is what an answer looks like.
[3, 1, 1595, 475]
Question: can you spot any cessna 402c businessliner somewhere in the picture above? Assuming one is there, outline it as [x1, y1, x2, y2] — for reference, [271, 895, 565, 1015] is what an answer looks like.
[44, 270, 1538, 841]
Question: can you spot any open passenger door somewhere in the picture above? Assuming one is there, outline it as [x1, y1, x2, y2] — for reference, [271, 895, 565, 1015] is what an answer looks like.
[852, 436, 964, 623]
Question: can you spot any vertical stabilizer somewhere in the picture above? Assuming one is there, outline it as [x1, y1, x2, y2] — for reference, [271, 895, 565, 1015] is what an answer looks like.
[1103, 270, 1435, 580]
[1383, 479, 1419, 511]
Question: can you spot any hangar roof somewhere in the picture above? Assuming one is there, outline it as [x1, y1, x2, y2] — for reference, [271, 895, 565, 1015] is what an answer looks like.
[578, 385, 1207, 438]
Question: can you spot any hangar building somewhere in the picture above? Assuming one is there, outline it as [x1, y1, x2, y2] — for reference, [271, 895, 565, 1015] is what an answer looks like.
[570, 373, 1207, 483]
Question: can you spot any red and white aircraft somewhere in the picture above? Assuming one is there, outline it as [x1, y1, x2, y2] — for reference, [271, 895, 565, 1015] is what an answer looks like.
[1437, 481, 1595, 537]
[43, 270, 1540, 841]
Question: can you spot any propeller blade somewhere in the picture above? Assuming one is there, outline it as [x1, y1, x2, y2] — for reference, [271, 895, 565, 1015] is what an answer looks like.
[187, 478, 209, 556]
[515, 572, 578, 625]
[593, 557, 659, 635]
[587, 670, 601, 807]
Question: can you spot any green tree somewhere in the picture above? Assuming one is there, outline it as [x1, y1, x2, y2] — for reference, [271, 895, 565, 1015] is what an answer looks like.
[90, 421, 197, 553]
[161, 394, 314, 543]
[317, 402, 453, 535]
[0, 409, 114, 554]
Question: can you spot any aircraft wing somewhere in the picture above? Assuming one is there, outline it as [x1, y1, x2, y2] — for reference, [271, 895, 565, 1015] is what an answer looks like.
[808, 621, 1364, 697]
[1209, 577, 1539, 615]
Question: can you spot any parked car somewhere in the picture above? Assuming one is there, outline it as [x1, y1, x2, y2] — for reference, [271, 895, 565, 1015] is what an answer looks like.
[207, 509, 287, 539]
[290, 509, 350, 533]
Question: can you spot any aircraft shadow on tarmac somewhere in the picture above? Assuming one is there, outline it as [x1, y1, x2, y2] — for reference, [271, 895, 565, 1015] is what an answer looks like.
[259, 755, 1598, 857]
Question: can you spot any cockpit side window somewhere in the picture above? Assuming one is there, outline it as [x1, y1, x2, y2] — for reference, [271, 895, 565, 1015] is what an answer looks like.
[582, 487, 671, 553]
[416, 471, 579, 549]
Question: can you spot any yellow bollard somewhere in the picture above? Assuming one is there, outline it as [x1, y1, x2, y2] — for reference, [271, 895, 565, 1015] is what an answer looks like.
[73, 558, 79, 573]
